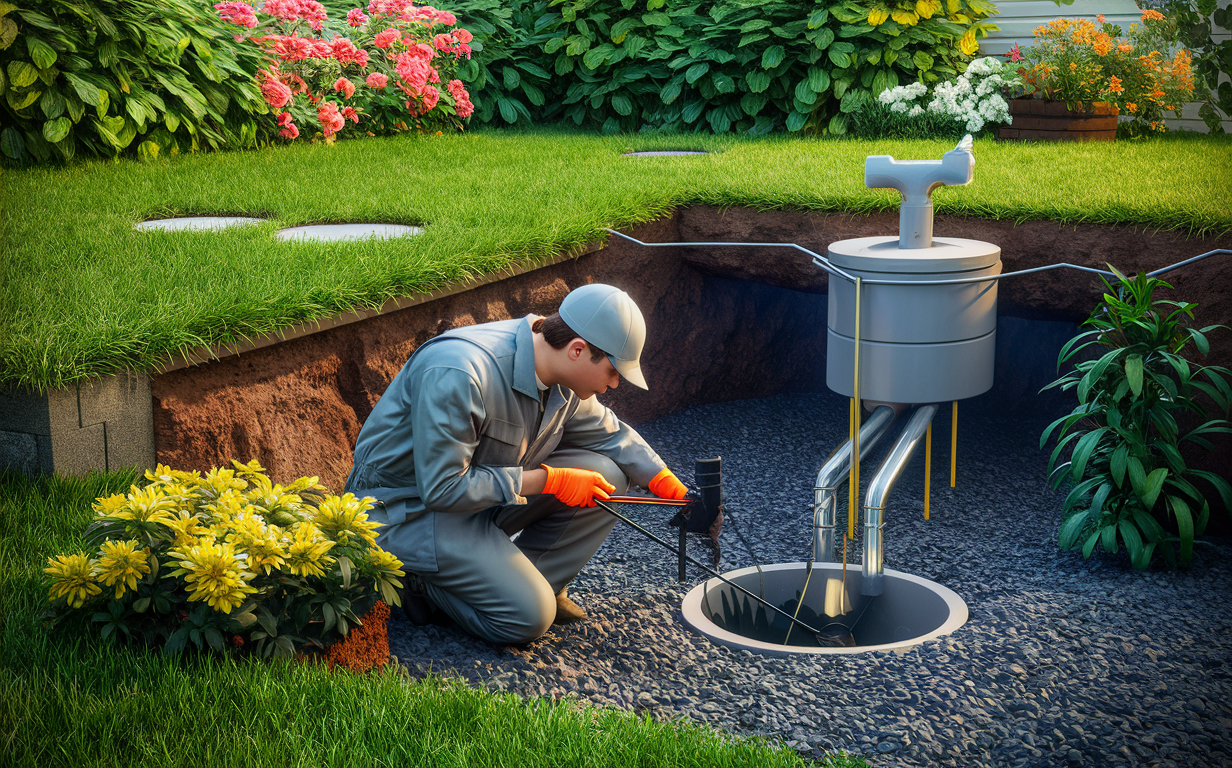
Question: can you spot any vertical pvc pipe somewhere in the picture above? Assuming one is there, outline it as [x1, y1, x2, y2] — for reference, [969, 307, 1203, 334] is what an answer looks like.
[849, 277, 862, 540]
[924, 421, 932, 520]
[950, 400, 958, 488]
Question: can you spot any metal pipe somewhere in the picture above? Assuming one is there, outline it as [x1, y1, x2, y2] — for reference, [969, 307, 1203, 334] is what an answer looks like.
[862, 404, 938, 596]
[603, 230, 1228, 288]
[813, 405, 896, 562]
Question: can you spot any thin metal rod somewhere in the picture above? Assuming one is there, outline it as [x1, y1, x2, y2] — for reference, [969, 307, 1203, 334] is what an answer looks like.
[847, 398, 856, 537]
[849, 276, 863, 540]
[593, 498, 824, 637]
[781, 561, 815, 645]
[607, 229, 1228, 287]
[924, 421, 932, 521]
[678, 519, 687, 583]
[950, 401, 958, 488]
[605, 495, 690, 506]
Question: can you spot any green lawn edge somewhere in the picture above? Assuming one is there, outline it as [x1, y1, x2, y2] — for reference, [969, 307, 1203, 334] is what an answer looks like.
[3, 128, 1229, 393]
[0, 468, 869, 768]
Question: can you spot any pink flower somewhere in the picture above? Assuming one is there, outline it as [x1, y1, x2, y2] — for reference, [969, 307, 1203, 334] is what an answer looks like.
[330, 37, 367, 66]
[1005, 43, 1023, 63]
[421, 85, 439, 111]
[262, 0, 327, 31]
[269, 35, 312, 61]
[408, 42, 435, 61]
[374, 28, 400, 48]
[311, 39, 333, 58]
[277, 111, 299, 139]
[435, 10, 457, 26]
[454, 28, 473, 44]
[346, 8, 368, 26]
[318, 101, 346, 137]
[395, 52, 431, 90]
[428, 67, 439, 83]
[260, 72, 293, 108]
[365, 72, 389, 88]
[455, 97, 473, 119]
[353, 49, 369, 68]
[341, 106, 359, 123]
[334, 77, 356, 99]
[215, 2, 258, 28]
[432, 33, 452, 51]
[446, 79, 467, 101]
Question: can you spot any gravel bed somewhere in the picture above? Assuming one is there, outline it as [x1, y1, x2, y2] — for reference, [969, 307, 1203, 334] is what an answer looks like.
[388, 390, 1232, 768]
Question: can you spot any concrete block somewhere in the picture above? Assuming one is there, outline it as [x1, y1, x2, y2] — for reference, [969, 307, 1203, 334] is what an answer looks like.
[80, 372, 148, 425]
[105, 412, 156, 471]
[0, 430, 50, 474]
[0, 387, 52, 433]
[49, 421, 107, 476]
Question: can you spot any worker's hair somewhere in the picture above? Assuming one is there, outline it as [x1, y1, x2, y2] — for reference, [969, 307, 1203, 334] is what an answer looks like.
[532, 313, 606, 362]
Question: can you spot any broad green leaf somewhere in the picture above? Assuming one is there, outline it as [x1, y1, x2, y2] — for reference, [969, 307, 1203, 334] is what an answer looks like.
[6, 87, 39, 110]
[913, 50, 934, 70]
[611, 93, 633, 115]
[1058, 511, 1088, 549]
[659, 80, 682, 104]
[1127, 456, 1147, 497]
[496, 97, 518, 123]
[807, 8, 830, 28]
[761, 45, 784, 69]
[1100, 523, 1118, 553]
[26, 36, 56, 69]
[809, 27, 835, 50]
[0, 17, 17, 52]
[1189, 327, 1209, 355]
[1081, 530, 1100, 559]
[712, 73, 735, 94]
[1120, 520, 1147, 568]
[681, 99, 705, 123]
[828, 49, 850, 68]
[685, 61, 709, 84]
[7, 60, 37, 88]
[745, 69, 771, 93]
[706, 106, 730, 133]
[1140, 467, 1168, 511]
[785, 110, 808, 131]
[1070, 428, 1107, 482]
[642, 12, 670, 26]
[794, 79, 817, 105]
[502, 66, 520, 89]
[807, 66, 830, 93]
[1124, 354, 1143, 397]
[828, 112, 848, 134]
[1170, 496, 1193, 563]
[544, 37, 565, 54]
[1109, 443, 1129, 488]
[41, 116, 69, 143]
[39, 87, 64, 119]
[740, 91, 767, 115]
[740, 19, 772, 33]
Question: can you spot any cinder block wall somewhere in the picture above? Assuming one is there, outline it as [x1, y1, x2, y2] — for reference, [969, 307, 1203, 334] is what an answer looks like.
[0, 372, 154, 476]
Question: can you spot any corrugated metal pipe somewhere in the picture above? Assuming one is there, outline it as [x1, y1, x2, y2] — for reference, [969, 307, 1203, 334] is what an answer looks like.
[862, 404, 938, 596]
[813, 404, 897, 563]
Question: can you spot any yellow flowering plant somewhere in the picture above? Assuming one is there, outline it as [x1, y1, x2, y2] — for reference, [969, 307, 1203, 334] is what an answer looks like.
[43, 460, 404, 658]
[1010, 11, 1195, 135]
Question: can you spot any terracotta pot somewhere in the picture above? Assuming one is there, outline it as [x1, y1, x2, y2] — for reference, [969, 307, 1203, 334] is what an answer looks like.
[998, 99, 1118, 142]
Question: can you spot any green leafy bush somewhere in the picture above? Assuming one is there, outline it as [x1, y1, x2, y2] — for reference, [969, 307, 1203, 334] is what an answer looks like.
[1143, 0, 1231, 133]
[442, 0, 998, 133]
[0, 0, 269, 165]
[1042, 267, 1232, 569]
[42, 460, 405, 657]
[847, 100, 967, 139]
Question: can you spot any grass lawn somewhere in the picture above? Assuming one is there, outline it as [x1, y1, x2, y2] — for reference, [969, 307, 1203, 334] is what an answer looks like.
[1, 128, 1230, 392]
[0, 468, 868, 768]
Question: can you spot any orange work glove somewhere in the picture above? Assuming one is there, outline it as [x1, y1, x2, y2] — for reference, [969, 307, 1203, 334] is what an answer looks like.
[648, 467, 689, 500]
[541, 465, 616, 507]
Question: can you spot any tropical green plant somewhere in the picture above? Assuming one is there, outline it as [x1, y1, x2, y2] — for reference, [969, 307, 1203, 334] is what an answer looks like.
[42, 460, 405, 657]
[1041, 266, 1232, 569]
[447, 0, 557, 125]
[0, 0, 270, 165]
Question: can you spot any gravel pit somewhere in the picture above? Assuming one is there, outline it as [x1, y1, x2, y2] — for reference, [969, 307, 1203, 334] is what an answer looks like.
[388, 389, 1232, 768]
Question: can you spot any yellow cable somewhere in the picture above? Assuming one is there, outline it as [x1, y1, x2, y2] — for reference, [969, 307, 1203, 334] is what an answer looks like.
[849, 277, 862, 540]
[847, 397, 856, 530]
[924, 421, 932, 521]
[950, 400, 958, 488]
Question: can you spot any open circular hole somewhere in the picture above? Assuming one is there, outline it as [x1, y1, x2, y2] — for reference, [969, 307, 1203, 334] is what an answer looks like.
[274, 223, 425, 242]
[621, 150, 709, 157]
[682, 562, 968, 656]
[134, 216, 266, 232]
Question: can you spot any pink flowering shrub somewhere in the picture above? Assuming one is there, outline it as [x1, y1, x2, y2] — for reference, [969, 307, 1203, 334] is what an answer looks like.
[214, 0, 477, 142]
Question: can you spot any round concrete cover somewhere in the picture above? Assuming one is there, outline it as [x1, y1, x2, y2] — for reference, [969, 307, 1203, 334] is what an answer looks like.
[275, 223, 424, 242]
[134, 216, 265, 232]
[622, 150, 708, 156]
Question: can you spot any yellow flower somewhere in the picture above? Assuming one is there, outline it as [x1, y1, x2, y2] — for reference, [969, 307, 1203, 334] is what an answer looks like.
[195, 467, 247, 498]
[243, 526, 288, 575]
[868, 7, 889, 26]
[167, 540, 257, 614]
[45, 553, 101, 608]
[284, 475, 326, 495]
[144, 463, 200, 487]
[946, 0, 960, 13]
[93, 493, 128, 517]
[94, 540, 151, 599]
[102, 485, 178, 534]
[245, 474, 303, 517]
[310, 494, 381, 548]
[959, 27, 978, 56]
[159, 511, 211, 545]
[231, 458, 268, 478]
[202, 487, 248, 523]
[891, 8, 919, 26]
[282, 522, 335, 578]
[915, 0, 940, 20]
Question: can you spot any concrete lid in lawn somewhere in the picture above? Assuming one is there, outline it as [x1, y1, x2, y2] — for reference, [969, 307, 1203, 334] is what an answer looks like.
[622, 150, 708, 157]
[275, 223, 424, 242]
[134, 216, 266, 231]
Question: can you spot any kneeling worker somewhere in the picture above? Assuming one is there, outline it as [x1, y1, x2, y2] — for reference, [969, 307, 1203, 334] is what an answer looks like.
[344, 284, 689, 644]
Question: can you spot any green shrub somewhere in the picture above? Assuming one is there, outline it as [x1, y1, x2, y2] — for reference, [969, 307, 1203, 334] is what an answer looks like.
[442, 0, 998, 134]
[1042, 267, 1232, 569]
[846, 100, 967, 139]
[1143, 0, 1231, 133]
[449, 0, 556, 125]
[0, 0, 269, 165]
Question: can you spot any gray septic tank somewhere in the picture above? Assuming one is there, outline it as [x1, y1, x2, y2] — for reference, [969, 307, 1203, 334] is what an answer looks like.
[826, 136, 1000, 404]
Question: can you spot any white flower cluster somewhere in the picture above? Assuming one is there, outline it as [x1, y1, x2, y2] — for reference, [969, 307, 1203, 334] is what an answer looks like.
[877, 57, 1021, 133]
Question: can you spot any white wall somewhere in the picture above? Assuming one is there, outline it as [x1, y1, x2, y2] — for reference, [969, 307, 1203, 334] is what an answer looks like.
[980, 0, 1230, 132]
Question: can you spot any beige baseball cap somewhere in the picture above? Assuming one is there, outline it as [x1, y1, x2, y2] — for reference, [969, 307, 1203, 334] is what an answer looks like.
[559, 284, 648, 390]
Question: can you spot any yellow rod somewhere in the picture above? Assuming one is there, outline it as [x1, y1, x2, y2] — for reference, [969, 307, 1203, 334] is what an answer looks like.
[950, 400, 958, 488]
[924, 421, 932, 520]
[847, 398, 856, 531]
[849, 277, 862, 540]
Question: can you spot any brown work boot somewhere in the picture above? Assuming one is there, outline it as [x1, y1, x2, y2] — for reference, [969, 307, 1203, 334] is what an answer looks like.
[554, 587, 588, 624]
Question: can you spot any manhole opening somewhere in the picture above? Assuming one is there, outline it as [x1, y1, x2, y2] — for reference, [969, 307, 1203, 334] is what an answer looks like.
[274, 223, 425, 242]
[686, 563, 966, 654]
[134, 216, 266, 231]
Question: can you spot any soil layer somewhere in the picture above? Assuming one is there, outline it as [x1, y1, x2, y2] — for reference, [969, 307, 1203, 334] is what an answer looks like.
[152, 208, 1232, 498]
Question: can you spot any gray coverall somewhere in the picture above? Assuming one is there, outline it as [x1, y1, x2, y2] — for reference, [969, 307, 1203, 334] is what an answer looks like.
[344, 315, 666, 643]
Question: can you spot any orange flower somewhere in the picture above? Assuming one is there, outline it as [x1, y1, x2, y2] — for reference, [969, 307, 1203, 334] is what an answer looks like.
[1096, 14, 1105, 23]
[1126, 102, 1137, 113]
[1107, 76, 1124, 93]
[1118, 43, 1132, 53]
[1069, 62, 1078, 70]
[1141, 9, 1164, 22]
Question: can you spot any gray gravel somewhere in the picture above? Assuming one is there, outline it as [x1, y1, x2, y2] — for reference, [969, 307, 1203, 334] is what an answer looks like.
[388, 390, 1232, 767]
